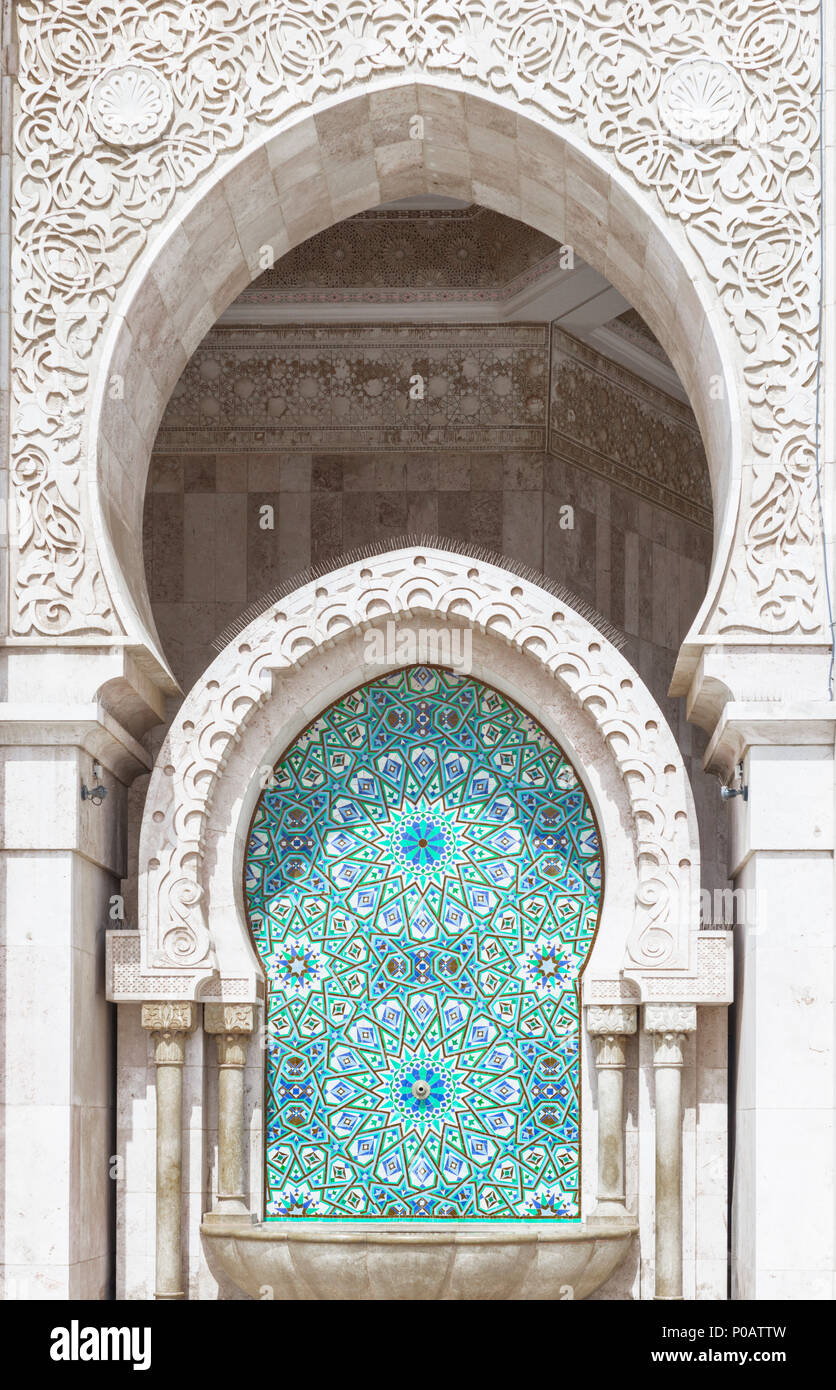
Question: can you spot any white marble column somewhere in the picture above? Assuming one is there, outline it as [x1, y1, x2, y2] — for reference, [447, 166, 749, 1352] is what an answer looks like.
[724, 733, 836, 1298]
[587, 1005, 636, 1219]
[0, 711, 152, 1297]
[142, 1002, 197, 1300]
[203, 1003, 256, 1225]
[644, 1003, 696, 1300]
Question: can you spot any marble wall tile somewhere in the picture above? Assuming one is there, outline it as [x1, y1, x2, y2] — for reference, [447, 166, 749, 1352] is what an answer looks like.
[436, 490, 471, 538]
[247, 455, 282, 491]
[406, 490, 438, 532]
[375, 491, 407, 531]
[406, 455, 437, 492]
[147, 494, 183, 605]
[471, 452, 503, 490]
[312, 455, 342, 491]
[183, 456, 216, 492]
[148, 456, 183, 492]
[437, 455, 471, 491]
[503, 490, 542, 570]
[183, 494, 216, 602]
[215, 453, 247, 491]
[279, 454, 311, 491]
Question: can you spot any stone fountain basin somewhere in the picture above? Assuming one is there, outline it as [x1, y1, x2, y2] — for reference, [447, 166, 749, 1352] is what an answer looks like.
[202, 1217, 636, 1300]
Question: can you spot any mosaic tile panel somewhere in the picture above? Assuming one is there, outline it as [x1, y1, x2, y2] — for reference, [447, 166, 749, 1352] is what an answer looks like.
[245, 667, 602, 1220]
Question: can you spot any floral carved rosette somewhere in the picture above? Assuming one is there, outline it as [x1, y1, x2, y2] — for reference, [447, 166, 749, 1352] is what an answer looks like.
[659, 58, 745, 142]
[9, 0, 821, 638]
[87, 63, 174, 147]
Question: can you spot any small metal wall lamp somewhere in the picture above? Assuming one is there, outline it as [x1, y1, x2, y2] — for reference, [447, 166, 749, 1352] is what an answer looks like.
[720, 761, 748, 802]
[81, 760, 108, 806]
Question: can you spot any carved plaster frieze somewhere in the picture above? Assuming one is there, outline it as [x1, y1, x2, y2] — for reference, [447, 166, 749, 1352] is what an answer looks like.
[128, 546, 701, 996]
[149, 319, 711, 528]
[549, 328, 711, 529]
[10, 1, 822, 642]
[609, 309, 672, 368]
[246, 204, 561, 294]
[156, 322, 549, 454]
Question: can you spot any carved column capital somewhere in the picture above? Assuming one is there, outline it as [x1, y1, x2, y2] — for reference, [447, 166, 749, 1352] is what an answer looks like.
[204, 1003, 255, 1034]
[644, 1004, 697, 1067]
[587, 1004, 638, 1035]
[587, 1011, 631, 1061]
[142, 1001, 197, 1064]
[587, 1004, 637, 1067]
[204, 1003, 255, 1067]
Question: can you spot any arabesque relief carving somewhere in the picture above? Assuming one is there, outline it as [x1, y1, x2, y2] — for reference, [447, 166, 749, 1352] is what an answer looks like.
[10, 1, 821, 640]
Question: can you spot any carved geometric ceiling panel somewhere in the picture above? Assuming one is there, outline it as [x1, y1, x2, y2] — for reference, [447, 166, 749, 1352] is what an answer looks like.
[247, 204, 562, 295]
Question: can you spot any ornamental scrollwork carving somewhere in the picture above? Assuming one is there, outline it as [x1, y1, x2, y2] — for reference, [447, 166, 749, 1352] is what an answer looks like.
[10, 1, 822, 640]
[139, 548, 698, 979]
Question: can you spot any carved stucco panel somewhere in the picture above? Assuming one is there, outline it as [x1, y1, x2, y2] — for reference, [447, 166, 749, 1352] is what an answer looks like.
[246, 204, 562, 293]
[157, 322, 550, 453]
[136, 548, 700, 997]
[9, 1, 821, 643]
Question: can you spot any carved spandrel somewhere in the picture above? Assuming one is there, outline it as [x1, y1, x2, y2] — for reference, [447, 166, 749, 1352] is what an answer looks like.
[10, 3, 822, 641]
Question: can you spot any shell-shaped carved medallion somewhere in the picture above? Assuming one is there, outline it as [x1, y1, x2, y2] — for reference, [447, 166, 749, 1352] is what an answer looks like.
[88, 63, 174, 148]
[659, 58, 745, 143]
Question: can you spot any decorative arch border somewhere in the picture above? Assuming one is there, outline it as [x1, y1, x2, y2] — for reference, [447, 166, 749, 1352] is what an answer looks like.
[108, 546, 731, 1010]
[10, 2, 823, 681]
